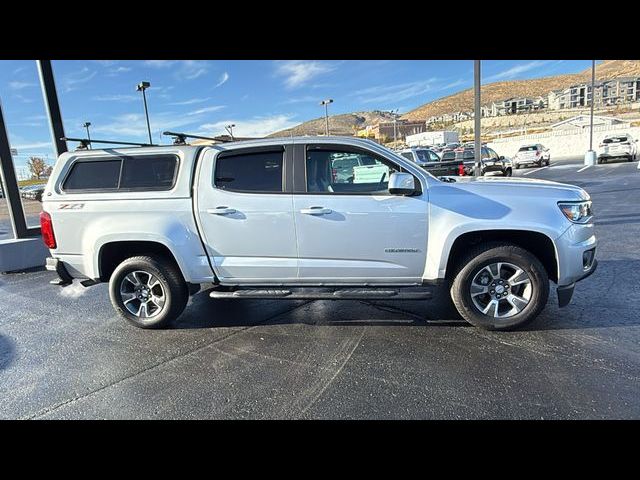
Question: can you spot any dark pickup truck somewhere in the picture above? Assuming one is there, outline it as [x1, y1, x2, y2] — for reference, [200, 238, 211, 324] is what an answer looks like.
[441, 146, 512, 177]
[397, 148, 466, 177]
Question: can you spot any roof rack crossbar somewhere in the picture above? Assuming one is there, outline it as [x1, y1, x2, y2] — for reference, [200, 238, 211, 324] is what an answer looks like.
[61, 137, 156, 149]
[163, 131, 233, 145]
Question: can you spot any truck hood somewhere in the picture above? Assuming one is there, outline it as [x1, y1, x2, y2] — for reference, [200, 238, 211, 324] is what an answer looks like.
[437, 175, 589, 201]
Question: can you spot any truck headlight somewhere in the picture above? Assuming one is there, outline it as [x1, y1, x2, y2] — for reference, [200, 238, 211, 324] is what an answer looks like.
[558, 201, 593, 223]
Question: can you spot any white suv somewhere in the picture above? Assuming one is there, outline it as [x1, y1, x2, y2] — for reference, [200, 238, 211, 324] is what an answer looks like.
[41, 136, 597, 331]
[597, 134, 638, 164]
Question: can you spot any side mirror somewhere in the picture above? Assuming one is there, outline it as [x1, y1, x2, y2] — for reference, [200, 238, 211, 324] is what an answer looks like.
[499, 155, 505, 160]
[388, 172, 416, 195]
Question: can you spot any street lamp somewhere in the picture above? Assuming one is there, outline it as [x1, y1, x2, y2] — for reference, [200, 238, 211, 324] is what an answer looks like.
[82, 122, 92, 148]
[136, 81, 153, 144]
[320, 99, 333, 136]
[225, 124, 236, 141]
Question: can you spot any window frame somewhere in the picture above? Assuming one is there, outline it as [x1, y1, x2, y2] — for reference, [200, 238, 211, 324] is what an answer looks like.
[213, 146, 287, 194]
[61, 154, 180, 194]
[298, 143, 421, 196]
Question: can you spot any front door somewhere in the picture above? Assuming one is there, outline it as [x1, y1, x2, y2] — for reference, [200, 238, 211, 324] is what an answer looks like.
[195, 144, 297, 282]
[292, 144, 428, 284]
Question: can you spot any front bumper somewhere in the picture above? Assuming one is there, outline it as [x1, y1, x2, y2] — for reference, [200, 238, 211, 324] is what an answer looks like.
[556, 258, 598, 307]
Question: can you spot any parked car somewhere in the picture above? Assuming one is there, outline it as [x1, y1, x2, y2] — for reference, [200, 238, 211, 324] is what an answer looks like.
[513, 144, 551, 168]
[20, 184, 46, 198]
[442, 146, 512, 176]
[597, 134, 638, 164]
[397, 147, 465, 177]
[42, 136, 596, 331]
[26, 186, 46, 202]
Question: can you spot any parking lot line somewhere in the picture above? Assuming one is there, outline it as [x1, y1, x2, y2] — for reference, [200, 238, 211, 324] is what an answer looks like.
[576, 165, 591, 173]
[522, 166, 549, 176]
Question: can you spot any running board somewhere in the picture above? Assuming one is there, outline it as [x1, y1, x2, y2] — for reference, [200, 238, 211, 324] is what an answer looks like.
[209, 288, 432, 300]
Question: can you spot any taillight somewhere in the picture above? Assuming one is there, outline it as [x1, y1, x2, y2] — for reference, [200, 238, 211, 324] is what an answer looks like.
[536, 151, 541, 156]
[40, 211, 56, 249]
[458, 164, 465, 176]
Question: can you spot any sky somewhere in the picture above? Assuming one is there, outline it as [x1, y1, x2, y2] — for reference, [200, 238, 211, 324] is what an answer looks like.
[0, 59, 595, 176]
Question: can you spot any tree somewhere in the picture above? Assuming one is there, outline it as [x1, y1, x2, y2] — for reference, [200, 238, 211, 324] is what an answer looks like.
[27, 157, 48, 179]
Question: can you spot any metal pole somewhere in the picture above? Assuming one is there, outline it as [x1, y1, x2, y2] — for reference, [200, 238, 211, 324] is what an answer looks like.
[37, 60, 67, 158]
[589, 59, 595, 151]
[0, 99, 29, 238]
[474, 60, 482, 176]
[84, 123, 91, 148]
[324, 103, 329, 136]
[141, 88, 152, 145]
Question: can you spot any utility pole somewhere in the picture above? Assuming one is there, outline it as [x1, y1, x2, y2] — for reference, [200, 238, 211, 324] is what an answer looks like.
[474, 60, 482, 176]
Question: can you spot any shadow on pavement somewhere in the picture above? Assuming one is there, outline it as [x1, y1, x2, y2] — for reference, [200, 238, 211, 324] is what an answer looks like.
[0, 335, 16, 371]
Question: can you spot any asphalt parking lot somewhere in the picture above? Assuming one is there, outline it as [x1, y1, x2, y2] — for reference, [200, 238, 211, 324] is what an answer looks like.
[1, 155, 639, 419]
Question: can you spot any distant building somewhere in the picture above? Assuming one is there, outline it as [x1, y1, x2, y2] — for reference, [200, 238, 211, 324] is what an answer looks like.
[483, 97, 546, 117]
[548, 77, 640, 110]
[369, 120, 425, 141]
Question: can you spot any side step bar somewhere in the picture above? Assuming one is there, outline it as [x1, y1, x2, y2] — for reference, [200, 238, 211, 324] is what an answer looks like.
[209, 288, 432, 300]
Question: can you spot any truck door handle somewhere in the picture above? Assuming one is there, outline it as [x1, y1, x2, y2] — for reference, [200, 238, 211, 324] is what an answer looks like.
[300, 206, 332, 215]
[207, 206, 236, 215]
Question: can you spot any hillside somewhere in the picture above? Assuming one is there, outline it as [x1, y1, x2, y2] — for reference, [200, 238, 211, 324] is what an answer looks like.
[401, 60, 640, 122]
[269, 110, 399, 137]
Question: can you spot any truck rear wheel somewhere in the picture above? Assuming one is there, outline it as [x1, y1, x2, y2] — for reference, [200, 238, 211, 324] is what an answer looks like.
[109, 255, 189, 329]
[450, 242, 549, 331]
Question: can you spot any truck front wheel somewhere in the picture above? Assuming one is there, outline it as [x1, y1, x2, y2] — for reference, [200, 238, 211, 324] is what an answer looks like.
[450, 243, 549, 330]
[109, 255, 189, 329]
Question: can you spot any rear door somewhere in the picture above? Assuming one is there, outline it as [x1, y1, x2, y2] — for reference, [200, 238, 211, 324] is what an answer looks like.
[292, 143, 428, 284]
[195, 143, 298, 282]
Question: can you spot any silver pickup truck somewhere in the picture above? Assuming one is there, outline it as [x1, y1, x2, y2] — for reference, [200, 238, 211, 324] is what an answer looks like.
[41, 136, 597, 331]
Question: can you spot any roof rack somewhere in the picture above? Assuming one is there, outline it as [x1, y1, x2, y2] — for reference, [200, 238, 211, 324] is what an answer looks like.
[61, 137, 156, 151]
[163, 131, 233, 145]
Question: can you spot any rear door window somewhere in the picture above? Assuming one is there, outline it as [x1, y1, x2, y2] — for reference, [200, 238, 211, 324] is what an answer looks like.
[215, 150, 284, 192]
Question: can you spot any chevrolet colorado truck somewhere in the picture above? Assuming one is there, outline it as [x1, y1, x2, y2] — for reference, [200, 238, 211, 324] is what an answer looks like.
[41, 136, 597, 331]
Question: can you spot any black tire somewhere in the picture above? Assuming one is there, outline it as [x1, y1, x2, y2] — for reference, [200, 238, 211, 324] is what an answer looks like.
[109, 255, 189, 329]
[515, 164, 521, 169]
[628, 155, 633, 162]
[449, 242, 549, 331]
[503, 168, 512, 177]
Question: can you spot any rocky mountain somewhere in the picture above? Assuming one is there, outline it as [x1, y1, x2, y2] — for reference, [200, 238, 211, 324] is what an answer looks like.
[401, 60, 640, 122]
[268, 111, 399, 138]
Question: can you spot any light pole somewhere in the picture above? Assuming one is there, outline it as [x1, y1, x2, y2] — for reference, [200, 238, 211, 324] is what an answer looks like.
[320, 99, 333, 135]
[82, 122, 92, 148]
[584, 60, 597, 166]
[136, 81, 152, 144]
[474, 60, 482, 176]
[225, 124, 236, 141]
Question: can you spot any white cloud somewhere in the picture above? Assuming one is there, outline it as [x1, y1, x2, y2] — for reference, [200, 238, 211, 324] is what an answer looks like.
[275, 61, 336, 89]
[94, 60, 118, 66]
[146, 60, 209, 80]
[484, 61, 549, 82]
[169, 97, 211, 106]
[144, 60, 176, 68]
[60, 67, 97, 92]
[107, 66, 132, 76]
[352, 78, 440, 104]
[13, 141, 53, 150]
[282, 95, 319, 104]
[187, 105, 226, 116]
[215, 72, 229, 88]
[199, 114, 298, 138]
[9, 81, 36, 90]
[92, 94, 138, 102]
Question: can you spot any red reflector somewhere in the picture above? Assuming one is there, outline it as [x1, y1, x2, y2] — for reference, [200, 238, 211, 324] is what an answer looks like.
[458, 164, 465, 176]
[40, 211, 57, 249]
